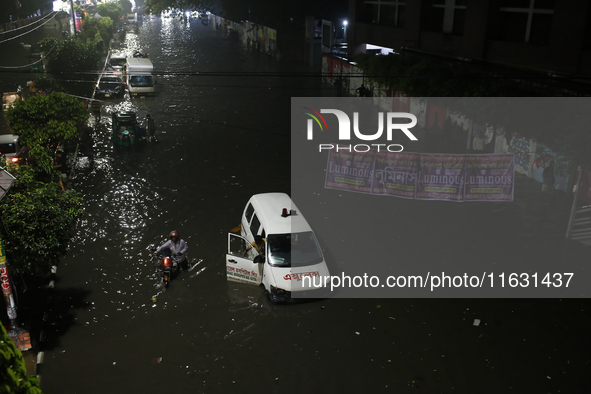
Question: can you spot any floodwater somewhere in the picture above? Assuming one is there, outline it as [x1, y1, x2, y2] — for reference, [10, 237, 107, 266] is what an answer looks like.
[9, 16, 590, 394]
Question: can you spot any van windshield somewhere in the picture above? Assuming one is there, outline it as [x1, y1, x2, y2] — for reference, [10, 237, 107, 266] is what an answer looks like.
[129, 75, 154, 87]
[110, 58, 126, 67]
[0, 142, 17, 155]
[267, 232, 323, 268]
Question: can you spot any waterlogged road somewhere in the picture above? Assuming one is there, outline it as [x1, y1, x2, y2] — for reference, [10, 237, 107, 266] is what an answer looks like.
[35, 16, 591, 394]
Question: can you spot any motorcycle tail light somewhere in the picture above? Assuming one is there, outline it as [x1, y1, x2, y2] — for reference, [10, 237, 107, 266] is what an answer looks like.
[11, 157, 18, 163]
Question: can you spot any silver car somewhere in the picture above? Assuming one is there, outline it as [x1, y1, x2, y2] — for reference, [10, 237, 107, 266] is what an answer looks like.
[96, 75, 124, 98]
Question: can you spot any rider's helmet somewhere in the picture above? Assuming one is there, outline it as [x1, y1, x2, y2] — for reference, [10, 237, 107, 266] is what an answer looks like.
[169, 230, 179, 241]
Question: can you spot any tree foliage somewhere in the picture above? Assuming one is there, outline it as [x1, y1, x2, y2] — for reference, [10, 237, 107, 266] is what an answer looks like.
[142, 0, 330, 27]
[74, 5, 85, 20]
[78, 16, 114, 48]
[38, 36, 102, 74]
[0, 325, 43, 394]
[30, 76, 65, 94]
[97, 1, 124, 22]
[120, 0, 133, 13]
[144, 0, 213, 15]
[6, 93, 89, 175]
[0, 165, 83, 276]
[353, 53, 540, 98]
[353, 53, 591, 169]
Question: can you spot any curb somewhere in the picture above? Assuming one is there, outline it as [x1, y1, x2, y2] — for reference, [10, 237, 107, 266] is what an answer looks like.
[36, 351, 44, 383]
[33, 264, 57, 386]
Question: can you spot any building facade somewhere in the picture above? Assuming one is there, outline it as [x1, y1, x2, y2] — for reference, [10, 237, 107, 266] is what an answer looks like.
[349, 0, 591, 78]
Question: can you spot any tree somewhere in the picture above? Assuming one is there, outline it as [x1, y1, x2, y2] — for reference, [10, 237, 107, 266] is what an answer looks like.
[97, 1, 124, 22]
[120, 0, 133, 13]
[74, 4, 85, 20]
[38, 36, 102, 74]
[0, 324, 43, 394]
[144, 0, 321, 25]
[143, 0, 219, 15]
[353, 53, 537, 98]
[79, 16, 114, 47]
[353, 53, 591, 169]
[0, 165, 83, 276]
[6, 93, 89, 175]
[29, 76, 65, 94]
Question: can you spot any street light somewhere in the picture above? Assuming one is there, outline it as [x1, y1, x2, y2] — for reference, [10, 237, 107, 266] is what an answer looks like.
[343, 20, 348, 42]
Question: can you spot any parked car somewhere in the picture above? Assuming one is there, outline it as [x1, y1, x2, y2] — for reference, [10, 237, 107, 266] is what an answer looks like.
[2, 86, 22, 112]
[0, 134, 25, 165]
[95, 75, 124, 98]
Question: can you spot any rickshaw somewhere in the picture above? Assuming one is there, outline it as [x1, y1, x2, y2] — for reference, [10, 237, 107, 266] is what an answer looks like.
[112, 112, 141, 147]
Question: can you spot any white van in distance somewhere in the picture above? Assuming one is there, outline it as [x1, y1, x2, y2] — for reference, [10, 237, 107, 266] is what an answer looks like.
[126, 57, 155, 97]
[225, 193, 330, 303]
[108, 52, 126, 77]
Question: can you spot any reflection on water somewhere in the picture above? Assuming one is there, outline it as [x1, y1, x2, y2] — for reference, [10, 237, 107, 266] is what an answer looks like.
[42, 13, 423, 394]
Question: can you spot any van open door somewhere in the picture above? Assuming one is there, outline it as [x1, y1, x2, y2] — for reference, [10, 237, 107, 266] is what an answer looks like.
[226, 233, 262, 285]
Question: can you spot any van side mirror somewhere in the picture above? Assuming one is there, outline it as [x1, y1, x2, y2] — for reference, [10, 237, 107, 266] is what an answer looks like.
[253, 255, 265, 264]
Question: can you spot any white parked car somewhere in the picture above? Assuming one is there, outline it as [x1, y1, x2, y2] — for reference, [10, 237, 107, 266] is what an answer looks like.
[225, 193, 330, 303]
[0, 134, 23, 165]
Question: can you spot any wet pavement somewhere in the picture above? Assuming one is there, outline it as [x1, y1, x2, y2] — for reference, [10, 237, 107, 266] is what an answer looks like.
[1, 14, 591, 394]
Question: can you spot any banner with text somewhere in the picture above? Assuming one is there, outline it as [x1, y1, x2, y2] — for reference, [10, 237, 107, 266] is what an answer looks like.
[464, 154, 515, 202]
[416, 154, 466, 202]
[325, 150, 375, 193]
[325, 148, 514, 202]
[372, 151, 418, 199]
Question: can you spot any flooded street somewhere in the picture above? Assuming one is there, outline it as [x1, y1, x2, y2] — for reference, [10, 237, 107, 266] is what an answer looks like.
[10, 16, 589, 394]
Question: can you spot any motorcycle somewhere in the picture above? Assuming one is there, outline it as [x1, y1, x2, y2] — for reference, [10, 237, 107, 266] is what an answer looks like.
[153, 251, 184, 288]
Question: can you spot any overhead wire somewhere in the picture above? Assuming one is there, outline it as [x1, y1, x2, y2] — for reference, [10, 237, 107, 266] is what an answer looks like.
[0, 12, 58, 35]
[0, 36, 60, 69]
[0, 12, 59, 44]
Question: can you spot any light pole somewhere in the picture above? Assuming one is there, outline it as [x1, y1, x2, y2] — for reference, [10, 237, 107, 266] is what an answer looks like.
[343, 20, 348, 42]
[69, 0, 77, 36]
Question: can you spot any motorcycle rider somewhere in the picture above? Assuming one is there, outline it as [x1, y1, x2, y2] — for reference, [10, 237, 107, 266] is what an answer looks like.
[154, 230, 189, 270]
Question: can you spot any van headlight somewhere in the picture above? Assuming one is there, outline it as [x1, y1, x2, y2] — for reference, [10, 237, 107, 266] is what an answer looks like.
[270, 285, 286, 295]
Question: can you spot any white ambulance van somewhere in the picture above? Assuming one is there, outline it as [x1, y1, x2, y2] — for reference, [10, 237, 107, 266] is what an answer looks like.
[225, 193, 330, 302]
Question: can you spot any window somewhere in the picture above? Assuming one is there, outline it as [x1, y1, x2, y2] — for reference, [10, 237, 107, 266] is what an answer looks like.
[249, 214, 261, 237]
[498, 0, 554, 45]
[245, 203, 254, 224]
[0, 142, 17, 155]
[129, 75, 154, 87]
[322, 23, 332, 48]
[583, 4, 591, 50]
[426, 0, 466, 35]
[267, 232, 324, 268]
[363, 0, 406, 27]
[109, 58, 126, 67]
